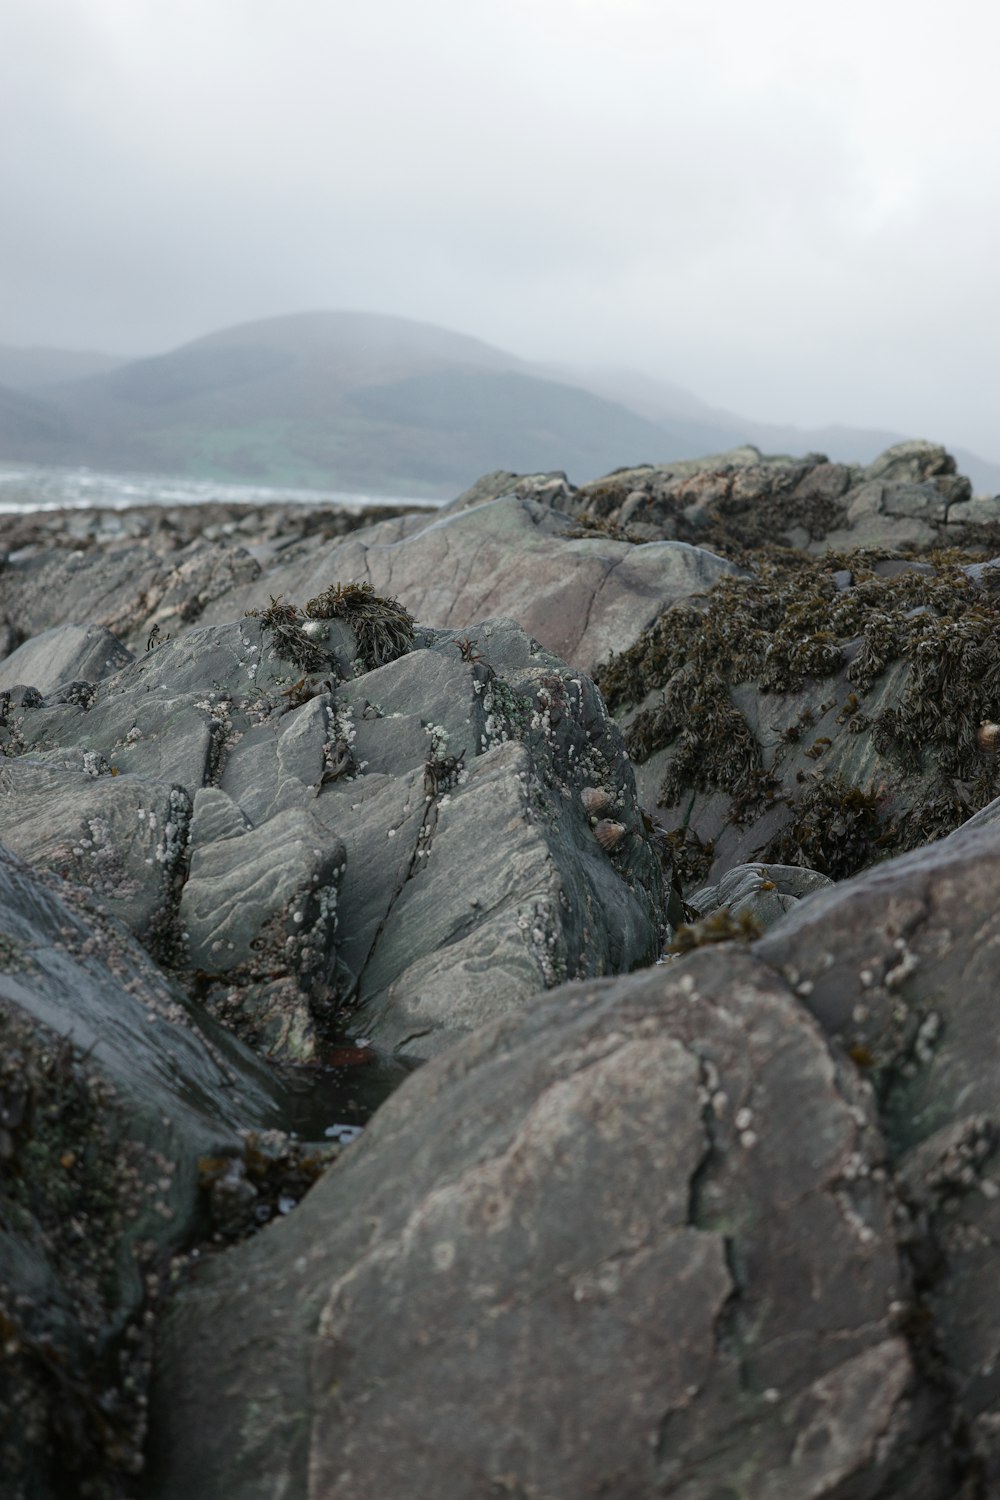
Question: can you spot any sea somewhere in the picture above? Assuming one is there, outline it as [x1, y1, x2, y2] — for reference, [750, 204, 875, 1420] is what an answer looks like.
[0, 461, 441, 516]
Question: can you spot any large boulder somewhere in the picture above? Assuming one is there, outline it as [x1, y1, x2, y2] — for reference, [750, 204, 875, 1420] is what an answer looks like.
[143, 946, 917, 1500]
[143, 814, 1000, 1498]
[756, 819, 1000, 1484]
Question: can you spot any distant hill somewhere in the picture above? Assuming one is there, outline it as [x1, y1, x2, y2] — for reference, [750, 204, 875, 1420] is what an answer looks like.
[0, 312, 750, 495]
[0, 380, 80, 453]
[0, 345, 128, 391]
[0, 311, 996, 497]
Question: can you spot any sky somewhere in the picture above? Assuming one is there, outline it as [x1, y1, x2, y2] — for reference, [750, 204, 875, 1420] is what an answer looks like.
[2, 0, 999, 458]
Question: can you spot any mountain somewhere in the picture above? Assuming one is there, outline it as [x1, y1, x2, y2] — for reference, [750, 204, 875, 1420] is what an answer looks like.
[0, 312, 751, 495]
[0, 344, 128, 391]
[0, 312, 996, 497]
[0, 380, 81, 454]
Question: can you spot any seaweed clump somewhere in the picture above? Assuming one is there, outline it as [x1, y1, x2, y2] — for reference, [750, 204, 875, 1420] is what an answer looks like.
[666, 908, 763, 954]
[305, 581, 415, 671]
[197, 1130, 338, 1241]
[763, 775, 890, 881]
[245, 593, 332, 674]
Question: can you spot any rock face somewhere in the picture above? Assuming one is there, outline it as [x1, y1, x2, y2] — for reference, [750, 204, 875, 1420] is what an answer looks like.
[563, 440, 985, 555]
[0, 842, 300, 1497]
[0, 606, 665, 1062]
[1, 481, 739, 673]
[143, 819, 1000, 1498]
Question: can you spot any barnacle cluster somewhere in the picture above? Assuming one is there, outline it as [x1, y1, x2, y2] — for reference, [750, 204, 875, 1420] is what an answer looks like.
[305, 580, 415, 671]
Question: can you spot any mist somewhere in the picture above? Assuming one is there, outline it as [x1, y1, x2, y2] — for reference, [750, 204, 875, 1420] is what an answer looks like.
[2, 0, 999, 459]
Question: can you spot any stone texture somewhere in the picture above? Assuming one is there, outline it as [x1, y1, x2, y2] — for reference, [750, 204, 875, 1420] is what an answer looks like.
[0, 842, 293, 1498]
[145, 945, 940, 1500]
[3, 490, 740, 676]
[0, 622, 133, 693]
[0, 609, 665, 1062]
[688, 859, 832, 931]
[756, 820, 1000, 1477]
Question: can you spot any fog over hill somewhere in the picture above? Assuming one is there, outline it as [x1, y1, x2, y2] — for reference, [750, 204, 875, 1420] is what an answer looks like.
[0, 311, 997, 497]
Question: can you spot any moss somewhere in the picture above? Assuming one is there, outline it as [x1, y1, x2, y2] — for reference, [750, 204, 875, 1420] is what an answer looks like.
[305, 580, 415, 671]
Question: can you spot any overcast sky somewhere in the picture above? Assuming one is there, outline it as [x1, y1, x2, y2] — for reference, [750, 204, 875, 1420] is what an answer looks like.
[2, 0, 998, 457]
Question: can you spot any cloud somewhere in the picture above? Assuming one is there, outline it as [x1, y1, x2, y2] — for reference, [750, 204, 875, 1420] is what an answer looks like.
[1, 0, 998, 458]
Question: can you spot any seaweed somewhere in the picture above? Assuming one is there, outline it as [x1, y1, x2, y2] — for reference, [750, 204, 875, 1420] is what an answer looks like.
[245, 594, 332, 675]
[666, 908, 763, 954]
[305, 581, 415, 671]
[762, 775, 891, 881]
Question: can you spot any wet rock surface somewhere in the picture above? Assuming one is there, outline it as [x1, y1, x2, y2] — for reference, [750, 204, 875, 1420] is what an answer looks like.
[3, 446, 1000, 1496]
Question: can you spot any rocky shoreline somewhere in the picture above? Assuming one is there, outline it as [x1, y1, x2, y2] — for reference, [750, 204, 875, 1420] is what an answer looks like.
[2, 441, 1000, 1497]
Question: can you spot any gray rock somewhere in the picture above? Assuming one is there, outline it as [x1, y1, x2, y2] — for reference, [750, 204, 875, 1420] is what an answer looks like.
[3, 490, 740, 677]
[0, 622, 133, 693]
[688, 860, 832, 931]
[564, 441, 973, 557]
[0, 761, 191, 946]
[145, 945, 938, 1500]
[180, 805, 346, 1055]
[0, 609, 665, 1063]
[596, 545, 1000, 897]
[192, 493, 739, 676]
[0, 842, 294, 1497]
[755, 820, 1000, 1470]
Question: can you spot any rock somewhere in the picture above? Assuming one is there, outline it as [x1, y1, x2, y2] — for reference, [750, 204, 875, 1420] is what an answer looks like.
[595, 545, 1000, 897]
[0, 842, 300, 1499]
[755, 820, 1000, 1476]
[0, 605, 665, 1063]
[563, 442, 975, 556]
[0, 622, 133, 693]
[191, 492, 739, 676]
[145, 943, 944, 1500]
[0, 761, 191, 948]
[3, 490, 740, 677]
[687, 859, 832, 932]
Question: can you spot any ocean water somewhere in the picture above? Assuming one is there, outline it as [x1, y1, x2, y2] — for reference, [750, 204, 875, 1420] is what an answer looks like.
[0, 461, 441, 515]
